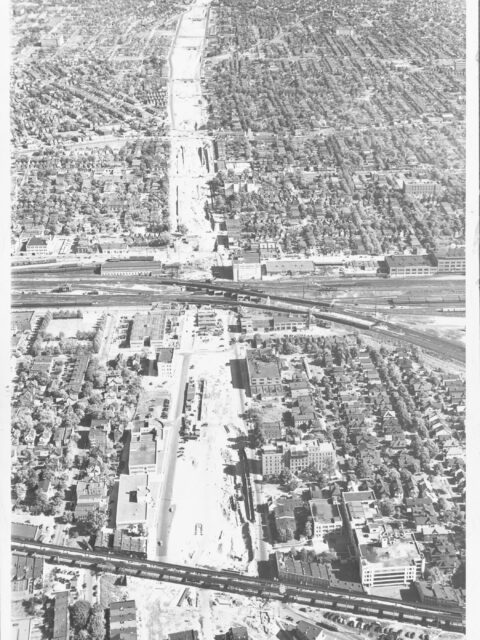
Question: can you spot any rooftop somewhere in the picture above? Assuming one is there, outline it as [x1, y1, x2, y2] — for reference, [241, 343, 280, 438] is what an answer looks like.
[309, 499, 342, 524]
[157, 347, 174, 363]
[434, 248, 465, 259]
[360, 533, 421, 567]
[128, 432, 157, 469]
[235, 251, 260, 264]
[385, 254, 436, 268]
[342, 490, 376, 503]
[246, 349, 281, 380]
[296, 620, 325, 640]
[265, 259, 314, 272]
[168, 631, 199, 640]
[116, 474, 150, 526]
[12, 619, 33, 640]
[27, 236, 48, 247]
[12, 522, 39, 540]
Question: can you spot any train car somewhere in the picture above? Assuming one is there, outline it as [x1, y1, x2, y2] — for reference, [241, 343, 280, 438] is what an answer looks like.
[310, 599, 332, 607]
[403, 614, 423, 624]
[317, 622, 337, 632]
[446, 619, 466, 632]
[357, 605, 379, 615]
[381, 610, 398, 619]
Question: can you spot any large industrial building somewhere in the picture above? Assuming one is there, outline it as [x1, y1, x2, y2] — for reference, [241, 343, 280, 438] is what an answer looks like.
[100, 259, 166, 277]
[115, 474, 151, 528]
[232, 251, 262, 281]
[433, 248, 465, 273]
[342, 491, 425, 588]
[384, 254, 437, 277]
[130, 308, 182, 350]
[126, 426, 157, 475]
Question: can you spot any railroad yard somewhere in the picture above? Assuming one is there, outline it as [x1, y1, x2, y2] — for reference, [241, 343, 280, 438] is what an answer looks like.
[9, 0, 468, 636]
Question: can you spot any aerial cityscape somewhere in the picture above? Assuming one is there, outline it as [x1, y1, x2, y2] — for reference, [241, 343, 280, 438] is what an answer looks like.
[9, 1, 467, 640]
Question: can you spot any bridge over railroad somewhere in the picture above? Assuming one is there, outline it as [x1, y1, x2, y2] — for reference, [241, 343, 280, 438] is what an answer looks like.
[12, 538, 465, 633]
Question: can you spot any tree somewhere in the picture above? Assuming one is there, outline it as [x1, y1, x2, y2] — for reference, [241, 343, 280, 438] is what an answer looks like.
[437, 497, 448, 512]
[70, 600, 92, 631]
[77, 508, 106, 536]
[23, 598, 38, 616]
[317, 551, 336, 564]
[305, 519, 313, 538]
[355, 461, 372, 479]
[251, 424, 265, 449]
[244, 407, 261, 426]
[379, 499, 395, 517]
[388, 468, 401, 482]
[279, 468, 298, 491]
[336, 427, 347, 447]
[282, 340, 297, 355]
[87, 604, 106, 640]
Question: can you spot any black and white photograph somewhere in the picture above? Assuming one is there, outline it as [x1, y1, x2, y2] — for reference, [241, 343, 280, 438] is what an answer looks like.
[2, 0, 478, 639]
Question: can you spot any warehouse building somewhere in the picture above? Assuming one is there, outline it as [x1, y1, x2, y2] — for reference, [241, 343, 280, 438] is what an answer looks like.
[115, 474, 151, 528]
[232, 251, 262, 281]
[130, 309, 182, 350]
[126, 427, 157, 475]
[342, 491, 425, 588]
[100, 259, 165, 277]
[433, 248, 465, 273]
[384, 254, 437, 277]
[264, 259, 314, 276]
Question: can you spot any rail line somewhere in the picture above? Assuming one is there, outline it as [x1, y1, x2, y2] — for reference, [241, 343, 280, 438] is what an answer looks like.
[12, 274, 465, 364]
[11, 539, 465, 632]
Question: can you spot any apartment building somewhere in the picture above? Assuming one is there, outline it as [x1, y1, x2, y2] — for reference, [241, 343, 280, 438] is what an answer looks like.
[288, 441, 336, 474]
[245, 348, 283, 397]
[261, 441, 336, 476]
[403, 179, 438, 197]
[261, 445, 286, 476]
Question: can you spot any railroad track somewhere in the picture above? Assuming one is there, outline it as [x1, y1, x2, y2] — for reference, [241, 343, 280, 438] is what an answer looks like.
[11, 538, 465, 632]
[12, 276, 465, 364]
